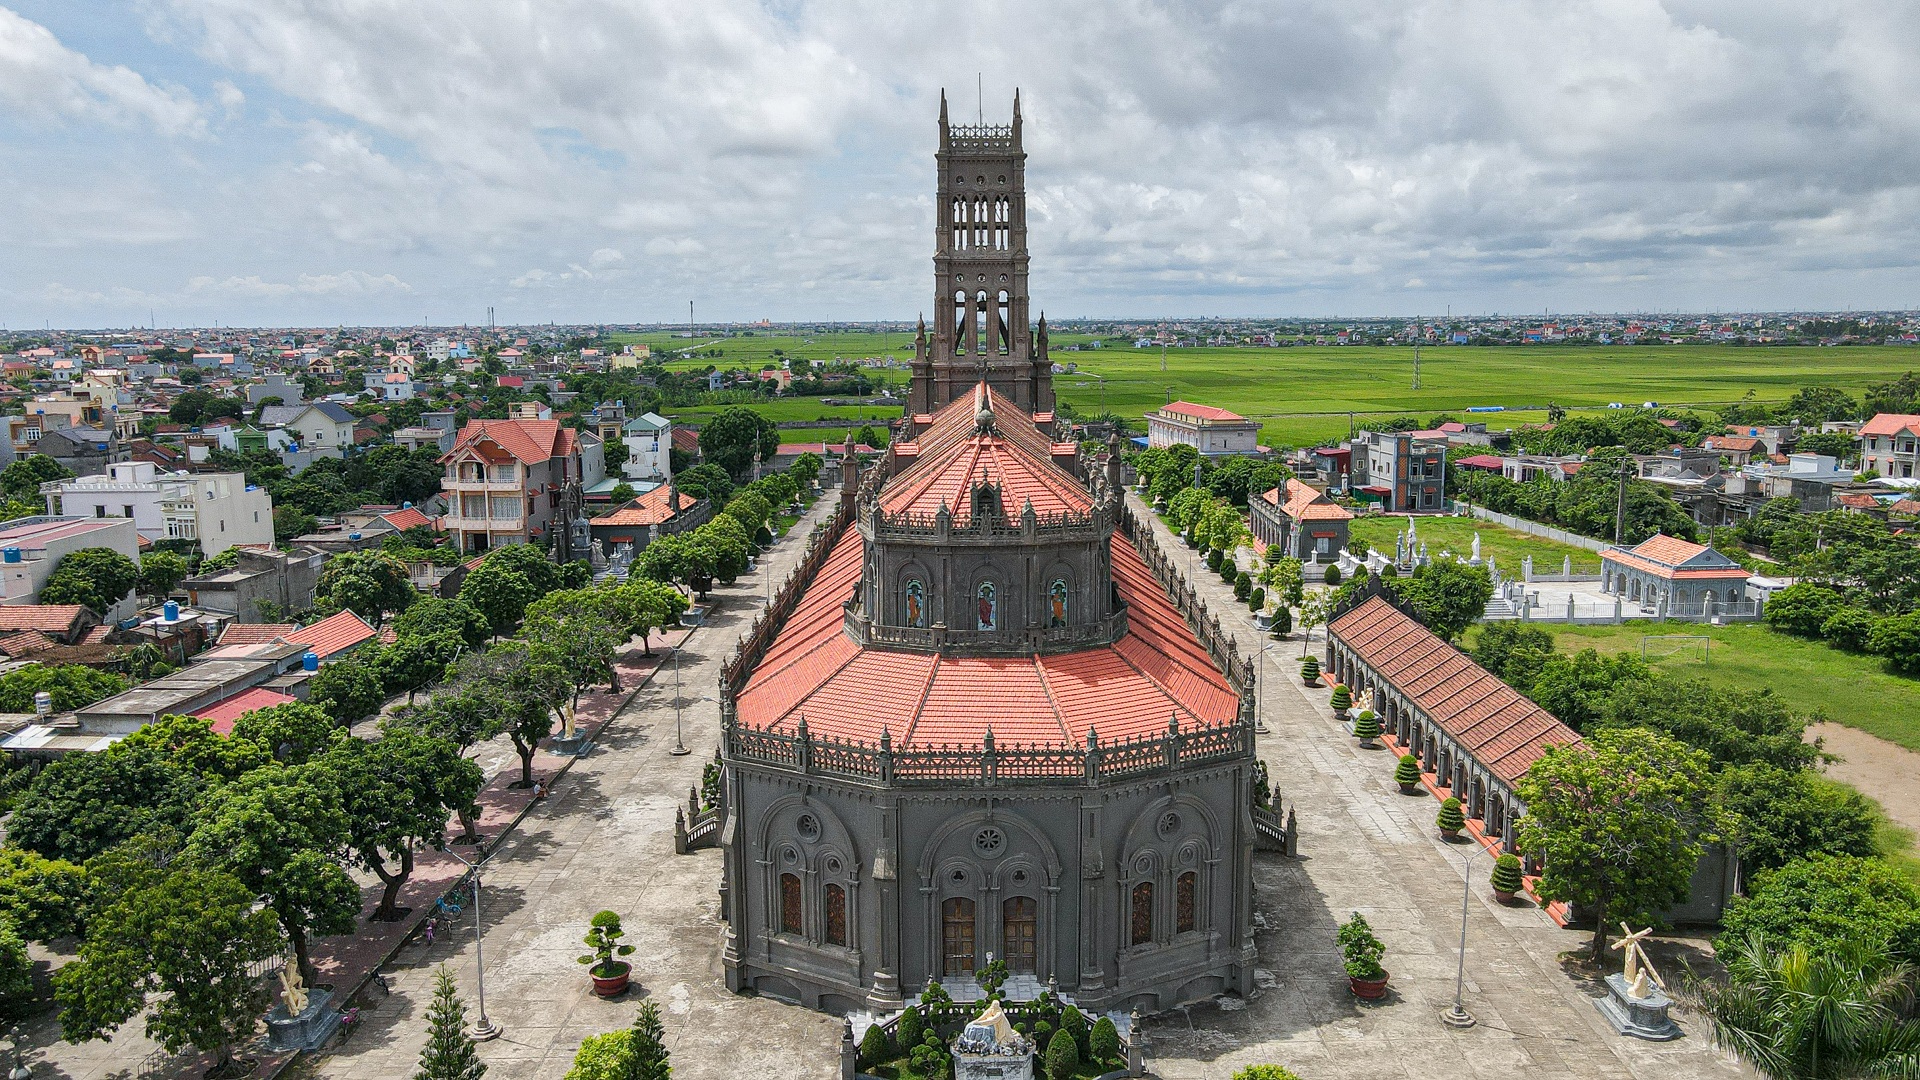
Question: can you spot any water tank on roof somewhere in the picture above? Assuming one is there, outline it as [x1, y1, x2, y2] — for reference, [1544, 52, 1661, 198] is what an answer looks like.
[162, 600, 179, 622]
[2, 548, 18, 564]
[348, 532, 361, 541]
[402, 501, 412, 509]
[302, 651, 319, 672]
[33, 691, 50, 717]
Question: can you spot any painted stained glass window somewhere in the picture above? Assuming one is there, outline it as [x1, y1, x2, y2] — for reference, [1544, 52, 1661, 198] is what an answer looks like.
[1176, 872, 1197, 934]
[1048, 578, 1068, 628]
[1130, 882, 1154, 946]
[905, 579, 926, 627]
[780, 873, 802, 935]
[976, 582, 997, 631]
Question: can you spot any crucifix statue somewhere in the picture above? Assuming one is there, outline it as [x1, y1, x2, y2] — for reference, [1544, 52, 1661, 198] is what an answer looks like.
[1611, 922, 1664, 1000]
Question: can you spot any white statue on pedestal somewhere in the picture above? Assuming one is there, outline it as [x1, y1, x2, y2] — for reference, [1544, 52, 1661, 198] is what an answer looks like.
[1470, 533, 1482, 564]
[1612, 923, 1664, 1000]
[279, 958, 309, 1015]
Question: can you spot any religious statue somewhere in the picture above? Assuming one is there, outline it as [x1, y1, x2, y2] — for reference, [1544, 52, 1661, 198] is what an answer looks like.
[1470, 532, 1482, 563]
[560, 700, 577, 741]
[1611, 923, 1665, 1000]
[279, 958, 309, 1015]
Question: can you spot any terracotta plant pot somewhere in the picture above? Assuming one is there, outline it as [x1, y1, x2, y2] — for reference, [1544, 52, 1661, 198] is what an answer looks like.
[1349, 972, 1390, 1000]
[1397, 783, 1421, 796]
[589, 962, 631, 997]
[1492, 889, 1517, 904]
[1439, 828, 1462, 841]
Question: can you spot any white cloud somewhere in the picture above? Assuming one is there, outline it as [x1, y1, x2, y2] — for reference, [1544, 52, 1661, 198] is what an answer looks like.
[186, 270, 411, 296]
[0, 7, 204, 135]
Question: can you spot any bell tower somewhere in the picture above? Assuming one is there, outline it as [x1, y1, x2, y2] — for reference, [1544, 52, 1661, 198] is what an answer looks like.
[910, 89, 1053, 416]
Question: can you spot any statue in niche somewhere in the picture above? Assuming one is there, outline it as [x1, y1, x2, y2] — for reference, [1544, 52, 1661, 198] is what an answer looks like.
[977, 582, 997, 631]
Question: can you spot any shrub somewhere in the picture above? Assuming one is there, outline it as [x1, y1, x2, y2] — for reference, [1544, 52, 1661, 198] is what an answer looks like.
[1232, 1068, 1304, 1080]
[1491, 854, 1525, 895]
[1323, 565, 1342, 586]
[1437, 797, 1465, 833]
[576, 910, 635, 976]
[1328, 684, 1351, 711]
[1269, 605, 1292, 636]
[1060, 1004, 1088, 1056]
[1233, 576, 1252, 602]
[1088, 1015, 1121, 1065]
[858, 1023, 893, 1067]
[1820, 606, 1880, 653]
[1250, 586, 1266, 611]
[1300, 656, 1320, 684]
[1394, 754, 1421, 787]
[1719, 854, 1920, 965]
[1043, 1029, 1080, 1080]
[896, 1005, 926, 1050]
[1869, 612, 1920, 675]
[1337, 912, 1386, 980]
[1206, 548, 1224, 572]
[1764, 581, 1846, 637]
[1352, 710, 1380, 741]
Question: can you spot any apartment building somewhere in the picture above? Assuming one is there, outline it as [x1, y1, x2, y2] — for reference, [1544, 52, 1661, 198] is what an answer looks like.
[42, 461, 274, 556]
[1349, 430, 1448, 512]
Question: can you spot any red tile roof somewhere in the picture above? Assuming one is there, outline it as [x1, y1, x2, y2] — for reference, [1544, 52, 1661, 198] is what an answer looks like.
[442, 418, 570, 466]
[0, 630, 58, 656]
[219, 623, 299, 644]
[1157, 401, 1249, 424]
[1602, 533, 1749, 580]
[597, 485, 698, 528]
[0, 606, 88, 633]
[1836, 492, 1880, 510]
[379, 507, 433, 531]
[1456, 454, 1505, 470]
[1862, 413, 1920, 438]
[671, 428, 700, 453]
[881, 383, 1091, 525]
[290, 610, 378, 659]
[1259, 478, 1352, 523]
[1329, 595, 1579, 784]
[734, 529, 1238, 750]
[1703, 435, 1762, 453]
[193, 687, 298, 736]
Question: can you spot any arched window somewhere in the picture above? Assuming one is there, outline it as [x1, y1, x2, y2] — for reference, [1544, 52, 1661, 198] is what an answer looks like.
[976, 582, 997, 631]
[904, 579, 926, 628]
[824, 884, 847, 947]
[1176, 872, 1197, 934]
[779, 874, 802, 935]
[1130, 882, 1154, 946]
[1048, 579, 1068, 628]
[1003, 896, 1036, 974]
[942, 897, 977, 976]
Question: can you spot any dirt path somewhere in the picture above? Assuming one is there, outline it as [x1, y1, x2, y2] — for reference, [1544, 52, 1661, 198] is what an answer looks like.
[1811, 722, 1920, 841]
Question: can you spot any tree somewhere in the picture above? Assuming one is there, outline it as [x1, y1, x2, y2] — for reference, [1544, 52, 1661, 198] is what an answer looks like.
[0, 663, 126, 712]
[1720, 854, 1920, 966]
[11, 745, 204, 862]
[676, 462, 735, 505]
[185, 763, 360, 983]
[1595, 677, 1820, 773]
[392, 596, 493, 651]
[40, 547, 140, 614]
[522, 589, 629, 707]
[1470, 622, 1555, 685]
[274, 505, 319, 544]
[309, 652, 386, 725]
[722, 489, 773, 535]
[414, 966, 487, 1080]
[0, 454, 73, 501]
[323, 730, 482, 920]
[137, 550, 189, 600]
[788, 451, 823, 490]
[1717, 766, 1879, 877]
[379, 630, 467, 702]
[0, 847, 89, 943]
[229, 701, 344, 765]
[1043, 1028, 1080, 1080]
[1868, 612, 1920, 675]
[459, 552, 542, 638]
[318, 550, 416, 627]
[564, 1032, 633, 1080]
[607, 578, 689, 656]
[1089, 1015, 1121, 1066]
[1514, 727, 1720, 962]
[1524, 649, 1651, 733]
[1393, 560, 1492, 642]
[1262, 556, 1304, 609]
[608, 482, 637, 504]
[1693, 934, 1920, 1080]
[697, 406, 779, 481]
[693, 515, 751, 585]
[117, 711, 269, 780]
[53, 868, 283, 1076]
[452, 642, 568, 788]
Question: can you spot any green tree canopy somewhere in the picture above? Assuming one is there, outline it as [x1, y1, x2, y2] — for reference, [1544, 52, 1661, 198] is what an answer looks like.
[449, 642, 568, 788]
[323, 729, 481, 920]
[136, 550, 189, 600]
[414, 966, 488, 1080]
[308, 652, 386, 725]
[0, 663, 126, 713]
[1515, 727, 1721, 961]
[697, 406, 779, 481]
[1720, 854, 1920, 966]
[40, 547, 140, 614]
[229, 701, 344, 766]
[1392, 560, 1493, 642]
[1695, 933, 1920, 1080]
[11, 744, 205, 862]
[317, 550, 417, 627]
[0, 454, 74, 501]
[1716, 766, 1879, 877]
[676, 462, 735, 504]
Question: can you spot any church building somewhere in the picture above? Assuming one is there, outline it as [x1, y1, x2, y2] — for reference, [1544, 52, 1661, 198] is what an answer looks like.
[714, 95, 1261, 1016]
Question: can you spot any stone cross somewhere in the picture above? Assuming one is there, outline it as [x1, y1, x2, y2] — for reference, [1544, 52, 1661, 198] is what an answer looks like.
[1612, 922, 1663, 999]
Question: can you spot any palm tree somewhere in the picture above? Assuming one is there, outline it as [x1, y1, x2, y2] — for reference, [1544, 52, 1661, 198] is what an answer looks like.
[1691, 933, 1920, 1079]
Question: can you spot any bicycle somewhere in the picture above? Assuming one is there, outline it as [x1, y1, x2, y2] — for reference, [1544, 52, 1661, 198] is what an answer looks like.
[434, 895, 464, 918]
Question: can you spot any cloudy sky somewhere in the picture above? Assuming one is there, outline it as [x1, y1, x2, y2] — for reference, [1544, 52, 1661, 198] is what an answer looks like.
[5, 1, 1920, 329]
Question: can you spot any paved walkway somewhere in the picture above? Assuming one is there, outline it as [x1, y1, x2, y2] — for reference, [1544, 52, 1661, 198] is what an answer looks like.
[1129, 494, 1749, 1080]
[303, 497, 844, 1079]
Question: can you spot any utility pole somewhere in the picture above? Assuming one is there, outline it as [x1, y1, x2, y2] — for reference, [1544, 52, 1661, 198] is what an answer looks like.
[1412, 320, 1422, 390]
[1614, 458, 1631, 546]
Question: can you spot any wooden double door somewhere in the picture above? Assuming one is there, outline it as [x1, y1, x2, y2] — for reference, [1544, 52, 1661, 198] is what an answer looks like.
[941, 896, 1039, 977]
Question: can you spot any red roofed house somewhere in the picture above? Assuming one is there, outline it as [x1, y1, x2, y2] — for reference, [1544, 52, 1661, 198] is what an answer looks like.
[1600, 533, 1751, 615]
[217, 609, 376, 661]
[1325, 583, 1735, 923]
[193, 687, 297, 736]
[587, 484, 711, 555]
[1862, 413, 1920, 480]
[1251, 478, 1352, 569]
[1699, 434, 1763, 466]
[440, 417, 595, 554]
[1147, 400, 1261, 455]
[715, 104, 1262, 1017]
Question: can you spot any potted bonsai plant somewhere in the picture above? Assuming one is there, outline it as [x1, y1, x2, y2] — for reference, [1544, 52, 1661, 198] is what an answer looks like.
[1300, 655, 1321, 687]
[1436, 797, 1466, 841]
[1352, 709, 1380, 748]
[1490, 853, 1525, 903]
[577, 909, 636, 996]
[1338, 912, 1389, 999]
[1393, 754, 1422, 795]
[1328, 684, 1352, 722]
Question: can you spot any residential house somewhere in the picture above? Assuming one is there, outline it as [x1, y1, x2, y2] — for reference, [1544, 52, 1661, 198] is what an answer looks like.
[621, 411, 673, 482]
[277, 402, 359, 458]
[246, 374, 305, 407]
[1147, 401, 1262, 455]
[1349, 430, 1448, 512]
[364, 370, 416, 401]
[1700, 434, 1764, 466]
[182, 545, 327, 622]
[439, 417, 592, 553]
[35, 427, 127, 477]
[1862, 413, 1920, 480]
[41, 461, 274, 556]
[0, 516, 142, 617]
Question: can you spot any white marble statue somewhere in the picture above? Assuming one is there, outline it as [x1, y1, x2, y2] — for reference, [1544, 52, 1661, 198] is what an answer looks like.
[279, 959, 309, 1015]
[1470, 533, 1481, 563]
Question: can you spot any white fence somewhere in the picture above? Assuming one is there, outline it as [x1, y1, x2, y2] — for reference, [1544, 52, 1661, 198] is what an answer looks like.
[1486, 589, 1763, 624]
[1457, 504, 1610, 553]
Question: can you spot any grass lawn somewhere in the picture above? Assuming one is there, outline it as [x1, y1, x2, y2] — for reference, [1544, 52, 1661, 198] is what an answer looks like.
[613, 334, 1913, 448]
[1498, 621, 1920, 753]
[1348, 515, 1602, 574]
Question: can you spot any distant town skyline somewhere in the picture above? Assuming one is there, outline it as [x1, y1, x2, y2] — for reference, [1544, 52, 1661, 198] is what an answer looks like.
[7, 2, 1920, 327]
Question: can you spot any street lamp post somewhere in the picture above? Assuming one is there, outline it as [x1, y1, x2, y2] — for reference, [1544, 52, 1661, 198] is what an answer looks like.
[435, 846, 501, 1042]
[1255, 632, 1270, 735]
[1442, 845, 1486, 1029]
[669, 640, 690, 756]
